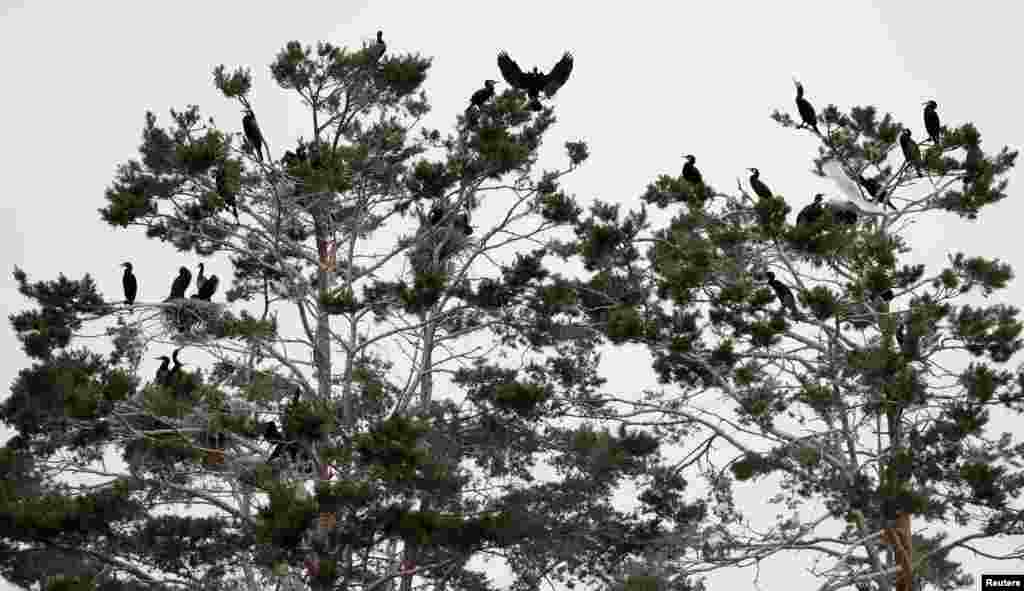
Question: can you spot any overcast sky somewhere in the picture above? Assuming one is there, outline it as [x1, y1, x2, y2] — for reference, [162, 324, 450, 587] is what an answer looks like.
[2, 1, 1023, 589]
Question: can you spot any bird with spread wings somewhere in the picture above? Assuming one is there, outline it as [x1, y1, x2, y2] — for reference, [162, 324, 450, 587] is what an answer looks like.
[497, 51, 574, 111]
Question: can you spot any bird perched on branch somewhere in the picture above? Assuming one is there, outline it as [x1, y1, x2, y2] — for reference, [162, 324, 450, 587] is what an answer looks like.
[121, 262, 138, 306]
[367, 30, 386, 63]
[168, 348, 184, 386]
[154, 355, 171, 385]
[466, 80, 498, 126]
[857, 173, 894, 210]
[497, 51, 574, 111]
[242, 109, 266, 162]
[794, 79, 819, 134]
[899, 129, 922, 175]
[194, 274, 219, 302]
[167, 267, 192, 300]
[796, 194, 824, 226]
[469, 79, 497, 110]
[682, 154, 703, 186]
[923, 100, 941, 145]
[748, 168, 773, 199]
[765, 271, 802, 319]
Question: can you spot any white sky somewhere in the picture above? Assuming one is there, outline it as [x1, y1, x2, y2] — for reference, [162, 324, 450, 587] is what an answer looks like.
[2, 1, 1023, 589]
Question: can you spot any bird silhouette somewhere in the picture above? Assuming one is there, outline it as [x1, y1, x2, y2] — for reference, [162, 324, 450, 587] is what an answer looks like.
[466, 80, 498, 126]
[899, 129, 922, 175]
[154, 356, 171, 385]
[857, 174, 895, 210]
[748, 168, 773, 199]
[923, 100, 941, 145]
[121, 262, 138, 305]
[469, 79, 497, 109]
[497, 51, 574, 111]
[796, 194, 824, 226]
[195, 274, 219, 302]
[794, 80, 820, 134]
[682, 154, 703, 186]
[765, 271, 802, 319]
[242, 110, 266, 162]
[167, 267, 192, 300]
[367, 30, 386, 63]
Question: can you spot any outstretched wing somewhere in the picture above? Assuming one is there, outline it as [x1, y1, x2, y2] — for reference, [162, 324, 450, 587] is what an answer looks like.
[543, 52, 574, 97]
[497, 51, 523, 89]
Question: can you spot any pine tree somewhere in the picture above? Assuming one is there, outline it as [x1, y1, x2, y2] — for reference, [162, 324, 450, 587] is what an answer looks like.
[3, 38, 712, 591]
[571, 92, 1019, 590]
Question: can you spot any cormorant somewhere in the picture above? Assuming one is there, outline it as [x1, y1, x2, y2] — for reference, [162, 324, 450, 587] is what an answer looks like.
[899, 129, 922, 175]
[215, 164, 238, 220]
[195, 263, 206, 294]
[765, 271, 802, 319]
[748, 168, 773, 199]
[794, 80, 820, 134]
[682, 154, 703, 185]
[857, 173, 894, 210]
[923, 100, 941, 145]
[168, 348, 184, 386]
[466, 80, 498, 126]
[497, 51, 574, 111]
[469, 79, 497, 109]
[963, 143, 982, 187]
[195, 274, 219, 302]
[829, 202, 858, 225]
[242, 110, 266, 162]
[367, 30, 386, 63]
[154, 355, 171, 385]
[167, 266, 192, 300]
[122, 262, 138, 305]
[796, 194, 824, 226]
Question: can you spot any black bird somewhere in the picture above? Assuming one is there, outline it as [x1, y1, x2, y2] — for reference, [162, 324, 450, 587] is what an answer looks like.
[195, 274, 219, 302]
[829, 202, 859, 225]
[963, 143, 982, 187]
[367, 30, 386, 62]
[794, 80, 820, 134]
[796, 194, 824, 226]
[168, 348, 184, 386]
[154, 355, 171, 385]
[167, 266, 192, 300]
[765, 271, 802, 319]
[215, 164, 238, 220]
[899, 129, 922, 175]
[748, 168, 773, 199]
[242, 110, 266, 162]
[195, 263, 206, 294]
[122, 262, 138, 305]
[923, 100, 941, 145]
[497, 51, 574, 111]
[857, 174, 895, 210]
[466, 80, 498, 126]
[469, 79, 497, 109]
[682, 154, 703, 185]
